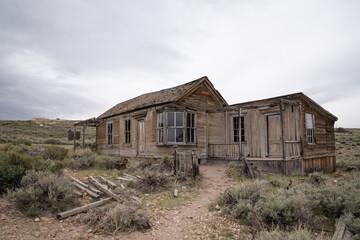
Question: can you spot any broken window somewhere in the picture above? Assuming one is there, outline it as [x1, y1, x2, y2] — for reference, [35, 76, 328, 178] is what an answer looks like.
[124, 119, 131, 145]
[233, 116, 245, 143]
[157, 113, 164, 143]
[187, 113, 195, 143]
[306, 113, 315, 144]
[107, 122, 113, 146]
[167, 112, 184, 143]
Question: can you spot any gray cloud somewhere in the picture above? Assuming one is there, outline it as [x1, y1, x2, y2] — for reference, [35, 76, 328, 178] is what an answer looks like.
[0, 0, 359, 126]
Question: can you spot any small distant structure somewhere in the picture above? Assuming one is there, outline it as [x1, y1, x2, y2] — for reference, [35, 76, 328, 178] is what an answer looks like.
[72, 118, 103, 150]
[68, 129, 81, 141]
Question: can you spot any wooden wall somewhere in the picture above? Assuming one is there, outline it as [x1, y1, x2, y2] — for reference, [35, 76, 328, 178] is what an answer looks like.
[97, 82, 224, 159]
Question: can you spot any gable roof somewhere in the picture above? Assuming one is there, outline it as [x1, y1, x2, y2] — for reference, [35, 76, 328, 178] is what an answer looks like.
[230, 92, 338, 121]
[98, 76, 228, 119]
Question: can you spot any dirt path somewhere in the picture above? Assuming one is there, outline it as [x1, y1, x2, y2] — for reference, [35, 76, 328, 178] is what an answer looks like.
[0, 164, 243, 240]
[124, 164, 234, 240]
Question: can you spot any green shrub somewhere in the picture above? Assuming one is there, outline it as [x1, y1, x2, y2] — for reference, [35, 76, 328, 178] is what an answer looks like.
[308, 172, 328, 185]
[44, 138, 62, 145]
[7, 170, 76, 217]
[261, 188, 314, 228]
[97, 156, 118, 169]
[257, 227, 319, 240]
[68, 150, 95, 170]
[129, 171, 170, 193]
[345, 213, 360, 235]
[0, 151, 33, 194]
[217, 181, 266, 224]
[43, 146, 68, 161]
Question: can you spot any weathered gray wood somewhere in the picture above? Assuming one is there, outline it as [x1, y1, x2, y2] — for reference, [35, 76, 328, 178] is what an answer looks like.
[332, 215, 347, 240]
[174, 189, 178, 197]
[73, 190, 83, 197]
[57, 197, 112, 219]
[120, 184, 126, 189]
[72, 182, 99, 198]
[124, 173, 138, 180]
[116, 177, 133, 181]
[82, 124, 86, 148]
[98, 176, 117, 188]
[89, 176, 122, 202]
[242, 156, 255, 179]
[70, 176, 102, 194]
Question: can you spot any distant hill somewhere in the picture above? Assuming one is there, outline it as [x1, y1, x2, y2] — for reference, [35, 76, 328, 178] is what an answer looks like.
[0, 118, 96, 145]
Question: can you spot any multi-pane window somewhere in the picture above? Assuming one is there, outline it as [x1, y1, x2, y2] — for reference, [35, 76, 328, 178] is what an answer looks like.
[167, 112, 184, 143]
[233, 116, 245, 142]
[187, 113, 195, 143]
[125, 120, 131, 144]
[158, 113, 164, 143]
[306, 113, 315, 144]
[107, 122, 113, 145]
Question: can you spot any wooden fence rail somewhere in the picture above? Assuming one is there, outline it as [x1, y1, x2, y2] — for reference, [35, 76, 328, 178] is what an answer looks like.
[208, 144, 239, 158]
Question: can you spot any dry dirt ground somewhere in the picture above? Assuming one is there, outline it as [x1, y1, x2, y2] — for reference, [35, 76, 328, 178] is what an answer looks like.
[0, 165, 251, 240]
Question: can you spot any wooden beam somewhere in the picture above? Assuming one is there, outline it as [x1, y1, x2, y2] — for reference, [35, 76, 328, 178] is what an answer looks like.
[279, 100, 287, 174]
[82, 124, 86, 148]
[98, 176, 117, 188]
[57, 197, 112, 219]
[74, 126, 77, 152]
[70, 177, 102, 194]
[72, 182, 99, 199]
[89, 176, 122, 202]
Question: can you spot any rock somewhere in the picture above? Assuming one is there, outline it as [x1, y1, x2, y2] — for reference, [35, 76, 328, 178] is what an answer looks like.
[335, 173, 346, 178]
[35, 232, 40, 237]
[260, 180, 269, 184]
[332, 179, 338, 184]
[215, 205, 221, 211]
[196, 232, 202, 235]
[34, 218, 40, 222]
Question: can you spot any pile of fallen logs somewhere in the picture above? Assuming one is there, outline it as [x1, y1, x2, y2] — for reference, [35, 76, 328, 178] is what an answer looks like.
[57, 175, 138, 219]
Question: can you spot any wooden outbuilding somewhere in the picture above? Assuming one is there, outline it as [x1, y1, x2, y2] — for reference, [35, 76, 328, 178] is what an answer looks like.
[95, 76, 337, 174]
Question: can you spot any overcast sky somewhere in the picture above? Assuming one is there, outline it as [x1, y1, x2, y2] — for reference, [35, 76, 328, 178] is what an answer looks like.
[0, 0, 359, 127]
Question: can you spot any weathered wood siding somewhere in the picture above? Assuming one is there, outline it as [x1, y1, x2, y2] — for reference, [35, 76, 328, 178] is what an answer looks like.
[300, 99, 336, 173]
[97, 82, 224, 159]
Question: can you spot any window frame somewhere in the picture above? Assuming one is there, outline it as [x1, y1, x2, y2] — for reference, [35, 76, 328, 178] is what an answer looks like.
[232, 115, 245, 143]
[106, 121, 113, 146]
[306, 113, 315, 145]
[166, 111, 185, 144]
[187, 112, 196, 144]
[124, 119, 131, 145]
[157, 110, 196, 145]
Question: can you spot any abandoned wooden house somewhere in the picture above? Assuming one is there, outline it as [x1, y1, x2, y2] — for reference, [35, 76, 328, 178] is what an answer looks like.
[94, 76, 337, 174]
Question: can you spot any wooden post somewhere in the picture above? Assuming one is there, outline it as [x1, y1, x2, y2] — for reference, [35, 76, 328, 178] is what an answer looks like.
[74, 126, 77, 152]
[238, 108, 242, 161]
[57, 197, 112, 219]
[192, 149, 199, 178]
[173, 145, 177, 175]
[279, 100, 287, 174]
[82, 124, 86, 148]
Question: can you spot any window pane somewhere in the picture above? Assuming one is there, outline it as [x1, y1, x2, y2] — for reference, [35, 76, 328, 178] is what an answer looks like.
[176, 112, 183, 127]
[190, 129, 195, 143]
[176, 128, 184, 142]
[306, 113, 313, 128]
[158, 129, 164, 143]
[158, 113, 163, 128]
[167, 112, 175, 127]
[167, 128, 175, 142]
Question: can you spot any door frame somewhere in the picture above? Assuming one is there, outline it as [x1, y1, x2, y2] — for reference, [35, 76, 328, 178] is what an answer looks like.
[266, 114, 282, 157]
[137, 119, 145, 156]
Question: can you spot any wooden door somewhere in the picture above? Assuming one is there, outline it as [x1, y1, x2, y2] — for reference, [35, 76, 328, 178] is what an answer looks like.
[267, 115, 281, 157]
[137, 120, 145, 155]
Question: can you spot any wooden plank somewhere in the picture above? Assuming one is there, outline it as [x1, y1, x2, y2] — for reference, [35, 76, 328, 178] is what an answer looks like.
[98, 176, 117, 188]
[332, 215, 346, 240]
[70, 177, 102, 194]
[89, 176, 122, 202]
[279, 100, 286, 174]
[57, 197, 112, 219]
[72, 182, 100, 199]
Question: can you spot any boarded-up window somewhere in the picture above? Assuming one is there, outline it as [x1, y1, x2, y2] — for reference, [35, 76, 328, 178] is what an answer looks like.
[125, 120, 131, 144]
[233, 116, 245, 142]
[306, 113, 315, 144]
[107, 122, 113, 145]
[187, 113, 195, 143]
